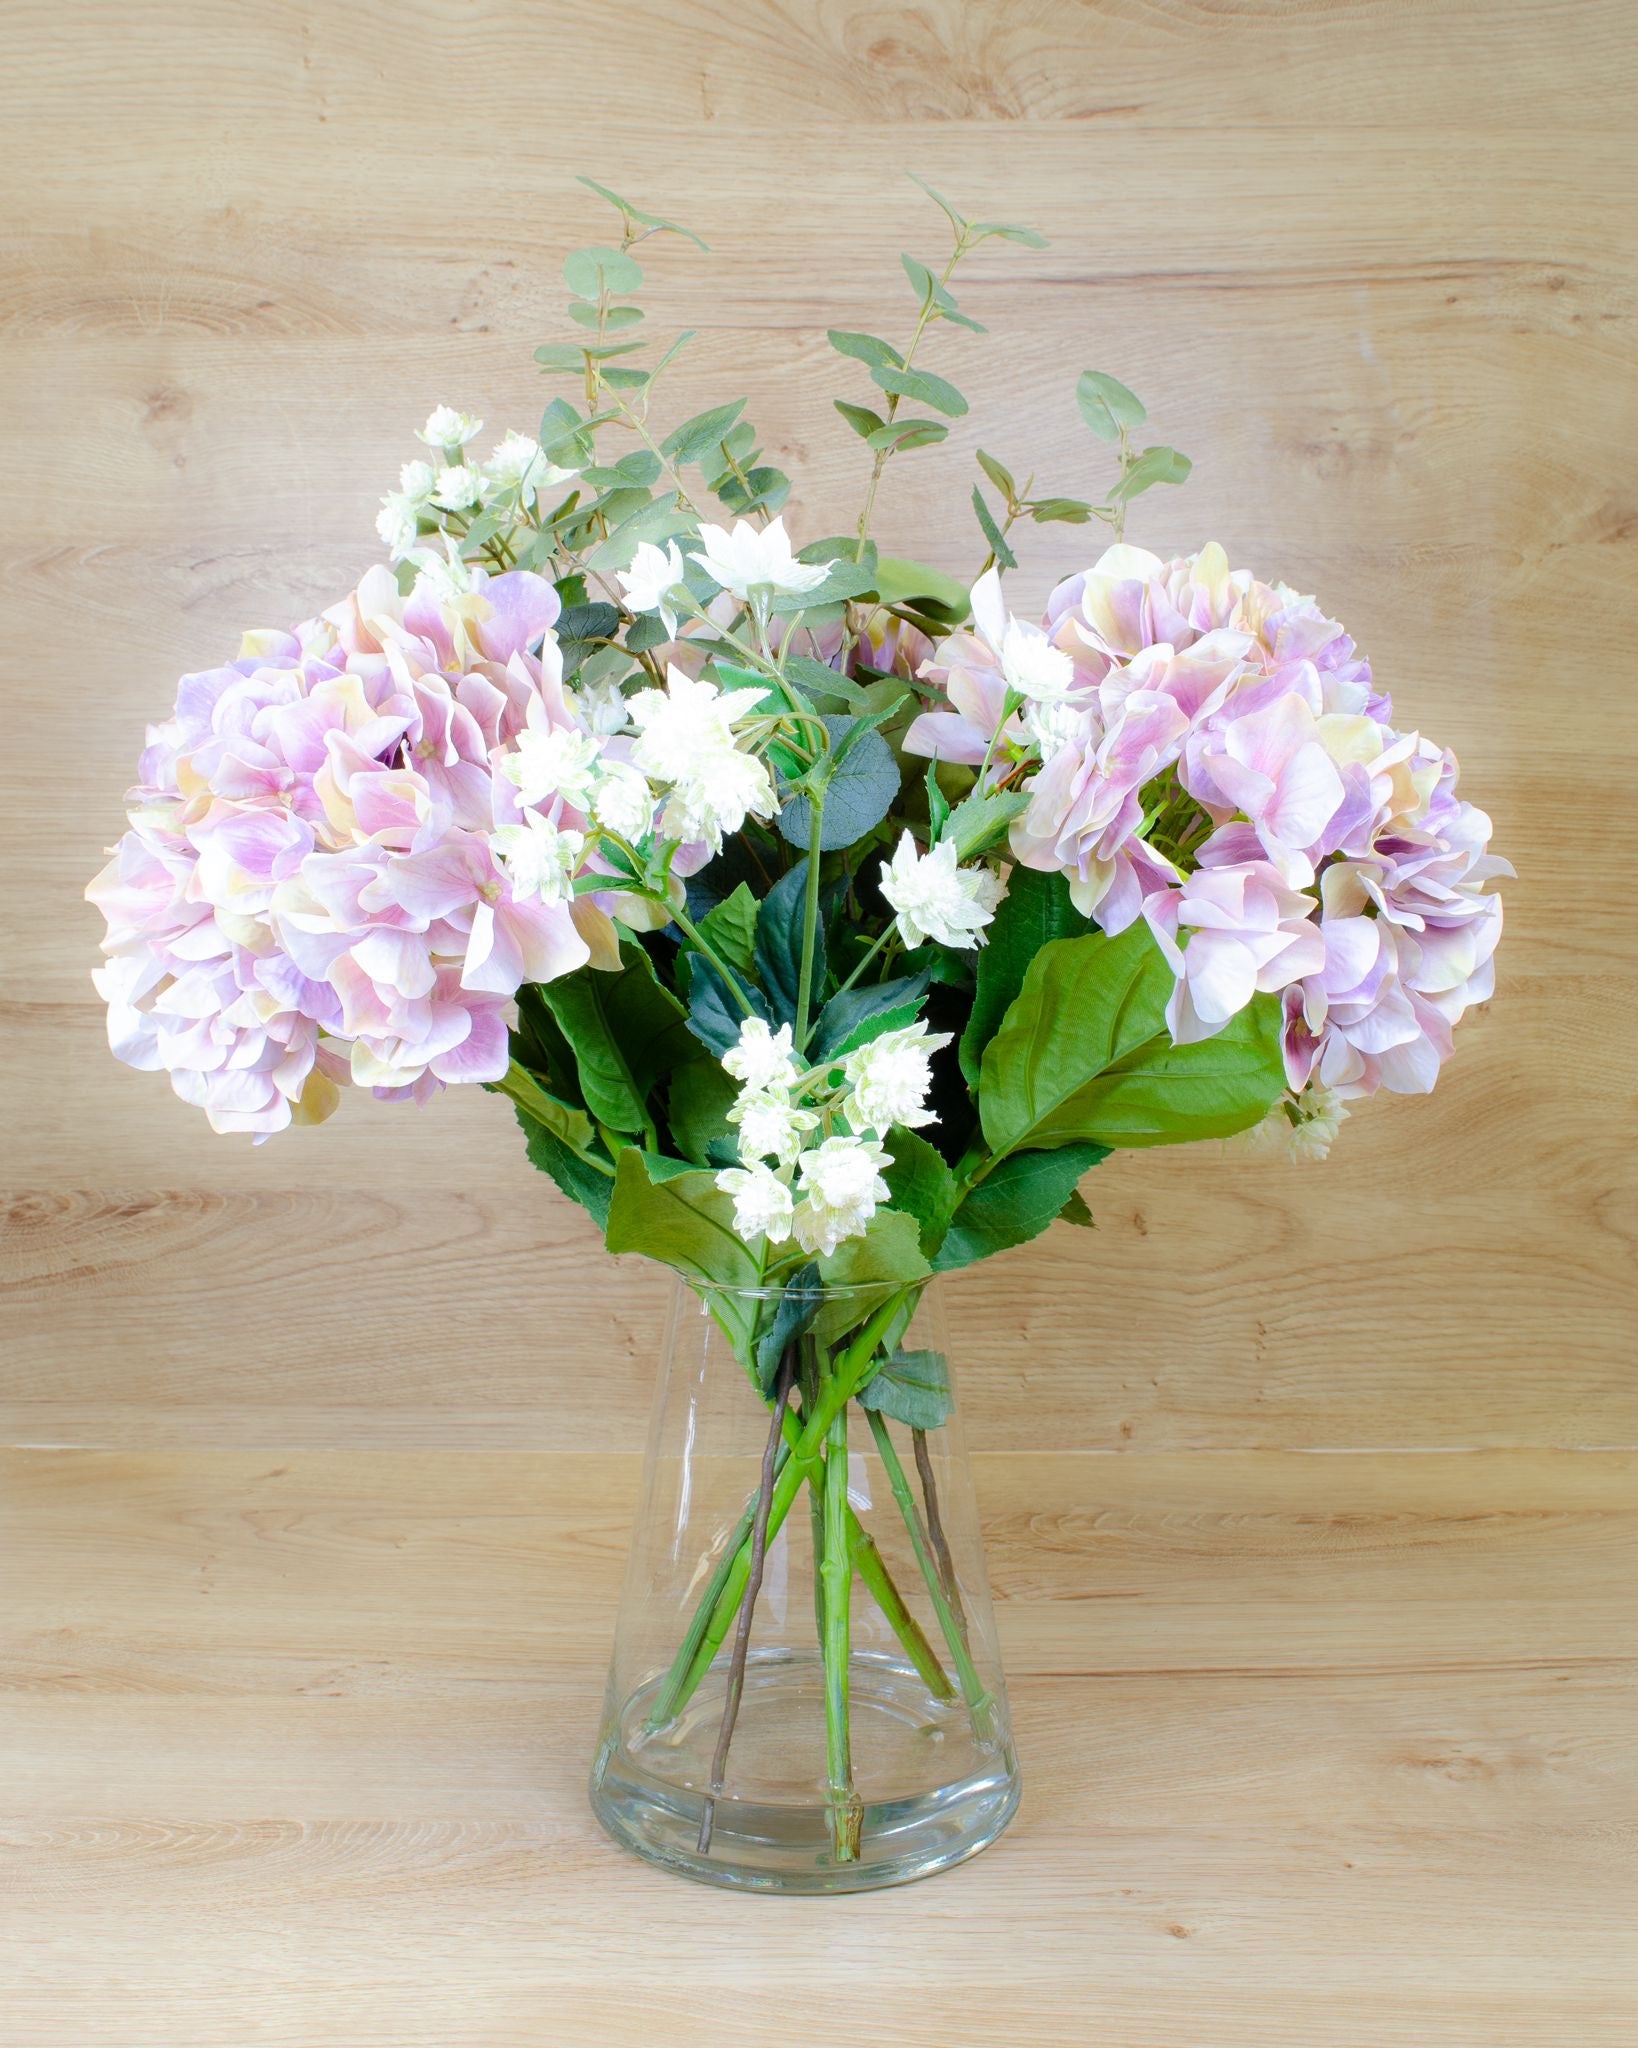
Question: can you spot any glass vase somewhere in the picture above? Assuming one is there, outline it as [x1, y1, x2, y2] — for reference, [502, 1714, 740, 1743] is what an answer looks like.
[589, 1274, 1020, 1893]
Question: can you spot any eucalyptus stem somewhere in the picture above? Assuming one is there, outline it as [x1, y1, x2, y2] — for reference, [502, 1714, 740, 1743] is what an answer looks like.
[698, 1347, 795, 1854]
[864, 1407, 996, 1743]
[820, 1402, 862, 1860]
[794, 799, 826, 1050]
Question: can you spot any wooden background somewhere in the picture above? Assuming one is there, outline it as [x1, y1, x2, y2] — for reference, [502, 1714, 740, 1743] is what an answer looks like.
[3, 2, 1635, 2041]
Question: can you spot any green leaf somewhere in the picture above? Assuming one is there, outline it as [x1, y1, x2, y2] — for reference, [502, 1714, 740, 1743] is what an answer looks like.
[601, 367, 651, 391]
[534, 339, 647, 372]
[814, 1209, 931, 1348]
[882, 1127, 960, 1262]
[976, 448, 1016, 500]
[866, 418, 949, 452]
[667, 1058, 738, 1166]
[828, 329, 905, 371]
[1058, 1187, 1095, 1228]
[563, 244, 645, 300]
[934, 1143, 1107, 1272]
[661, 399, 748, 467]
[685, 955, 769, 1056]
[586, 495, 695, 571]
[576, 176, 710, 251]
[538, 942, 694, 1134]
[510, 1100, 612, 1228]
[857, 1348, 952, 1431]
[1111, 445, 1193, 502]
[779, 717, 901, 852]
[695, 882, 759, 979]
[604, 1152, 760, 1350]
[872, 556, 972, 621]
[784, 559, 879, 609]
[798, 537, 878, 575]
[869, 364, 969, 417]
[834, 398, 887, 441]
[1028, 496, 1097, 524]
[755, 1266, 822, 1393]
[753, 858, 819, 1026]
[944, 786, 1030, 861]
[555, 601, 622, 658]
[1076, 370, 1147, 441]
[971, 486, 1018, 570]
[978, 925, 1286, 1155]
[567, 301, 646, 331]
[959, 868, 1091, 1086]
[716, 465, 790, 517]
[908, 172, 968, 238]
[924, 759, 950, 843]
[971, 219, 1049, 249]
[811, 973, 931, 1062]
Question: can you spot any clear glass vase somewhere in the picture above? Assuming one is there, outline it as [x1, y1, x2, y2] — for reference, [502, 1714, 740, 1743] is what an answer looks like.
[589, 1274, 1020, 1893]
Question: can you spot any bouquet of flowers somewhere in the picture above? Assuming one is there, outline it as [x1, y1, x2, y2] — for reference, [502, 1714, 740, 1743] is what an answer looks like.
[87, 178, 1508, 1880]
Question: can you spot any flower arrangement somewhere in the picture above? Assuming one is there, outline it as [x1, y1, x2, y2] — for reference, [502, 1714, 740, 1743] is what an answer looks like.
[87, 178, 1509, 1881]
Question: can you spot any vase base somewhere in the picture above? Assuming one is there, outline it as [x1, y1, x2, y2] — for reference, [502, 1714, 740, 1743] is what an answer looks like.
[589, 1647, 1021, 1894]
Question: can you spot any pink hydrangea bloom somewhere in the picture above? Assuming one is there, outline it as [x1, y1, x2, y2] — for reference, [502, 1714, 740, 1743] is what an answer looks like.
[87, 560, 621, 1137]
[1144, 860, 1324, 1045]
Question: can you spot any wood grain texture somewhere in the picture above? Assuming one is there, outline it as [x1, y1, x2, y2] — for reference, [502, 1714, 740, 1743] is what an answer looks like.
[1, 1, 1635, 2041]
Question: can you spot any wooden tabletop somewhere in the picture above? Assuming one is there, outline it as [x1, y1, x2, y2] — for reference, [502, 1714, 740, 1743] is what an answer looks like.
[3, 3, 1635, 2042]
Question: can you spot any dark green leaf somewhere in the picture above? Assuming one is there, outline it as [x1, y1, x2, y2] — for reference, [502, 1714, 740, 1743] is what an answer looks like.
[934, 1143, 1107, 1272]
[971, 486, 1018, 570]
[959, 868, 1091, 1085]
[779, 717, 901, 851]
[828, 329, 905, 370]
[834, 398, 887, 441]
[624, 611, 672, 652]
[1058, 1187, 1095, 1228]
[811, 973, 931, 1062]
[924, 759, 950, 843]
[695, 882, 759, 978]
[537, 942, 694, 1133]
[661, 399, 748, 467]
[1110, 444, 1193, 501]
[944, 786, 1030, 861]
[555, 601, 622, 655]
[857, 1348, 952, 1430]
[754, 1266, 823, 1393]
[686, 955, 770, 1055]
[783, 559, 879, 608]
[978, 925, 1286, 1155]
[870, 364, 969, 417]
[882, 1127, 960, 1262]
[509, 1100, 612, 1227]
[753, 858, 818, 1026]
[667, 1058, 739, 1166]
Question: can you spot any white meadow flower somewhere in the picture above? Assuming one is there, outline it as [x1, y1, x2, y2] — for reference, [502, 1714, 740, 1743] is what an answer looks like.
[627, 667, 770, 783]
[577, 676, 632, 737]
[842, 1021, 952, 1135]
[375, 493, 421, 559]
[433, 465, 482, 512]
[489, 814, 584, 905]
[879, 832, 1001, 951]
[416, 405, 483, 451]
[689, 516, 830, 604]
[660, 747, 775, 850]
[589, 759, 656, 843]
[1000, 617, 1076, 702]
[792, 1135, 892, 1256]
[398, 459, 437, 504]
[1024, 696, 1090, 757]
[716, 1162, 796, 1245]
[617, 540, 687, 640]
[722, 1018, 799, 1094]
[498, 726, 602, 810]
[483, 429, 568, 497]
[729, 1089, 818, 1167]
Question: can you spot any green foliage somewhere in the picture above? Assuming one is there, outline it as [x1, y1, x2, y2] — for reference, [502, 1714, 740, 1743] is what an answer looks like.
[685, 955, 768, 1056]
[537, 942, 694, 1134]
[866, 418, 948, 452]
[943, 787, 1030, 861]
[667, 1058, 738, 1166]
[604, 1151, 761, 1350]
[814, 1210, 931, 1347]
[754, 1266, 822, 1393]
[857, 1348, 952, 1431]
[1111, 445, 1193, 501]
[694, 882, 759, 979]
[1058, 1188, 1095, 1228]
[882, 1127, 960, 1262]
[972, 486, 1018, 570]
[958, 869, 1091, 1085]
[661, 399, 747, 467]
[872, 556, 971, 621]
[778, 716, 901, 851]
[828, 330, 904, 370]
[563, 244, 645, 300]
[510, 1101, 613, 1229]
[810, 973, 932, 1062]
[753, 859, 820, 1023]
[576, 175, 710, 250]
[1076, 370, 1147, 442]
[978, 925, 1286, 1156]
[834, 399, 887, 441]
[870, 365, 968, 417]
[934, 1143, 1107, 1272]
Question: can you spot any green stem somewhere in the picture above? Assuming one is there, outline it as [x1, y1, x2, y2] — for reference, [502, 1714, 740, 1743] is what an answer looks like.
[794, 802, 826, 1050]
[648, 896, 755, 1017]
[864, 1408, 997, 1743]
[850, 1522, 954, 1701]
[833, 922, 895, 999]
[492, 1062, 615, 1177]
[820, 1402, 861, 1860]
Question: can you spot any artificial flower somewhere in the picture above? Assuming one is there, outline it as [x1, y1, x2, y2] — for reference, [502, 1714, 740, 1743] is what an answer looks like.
[842, 1022, 952, 1134]
[618, 540, 687, 640]
[879, 833, 1002, 950]
[715, 1162, 796, 1245]
[689, 517, 830, 604]
[792, 1135, 892, 1256]
[721, 1017, 800, 1094]
[416, 405, 483, 450]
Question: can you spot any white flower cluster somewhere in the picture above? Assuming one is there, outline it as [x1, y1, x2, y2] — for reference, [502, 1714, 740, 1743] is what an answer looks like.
[377, 409, 576, 560]
[714, 1015, 951, 1255]
[627, 668, 777, 852]
[879, 832, 1006, 951]
[1229, 1083, 1351, 1162]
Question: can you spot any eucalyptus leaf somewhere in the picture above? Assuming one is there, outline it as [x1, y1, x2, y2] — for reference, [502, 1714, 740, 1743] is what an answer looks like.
[1028, 496, 1097, 524]
[907, 172, 968, 237]
[575, 176, 710, 251]
[1076, 370, 1147, 441]
[567, 301, 645, 331]
[976, 448, 1016, 500]
[872, 556, 972, 620]
[972, 219, 1049, 249]
[866, 418, 949, 452]
[870, 364, 969, 417]
[978, 925, 1286, 1155]
[834, 398, 887, 441]
[586, 496, 695, 571]
[972, 486, 1018, 570]
[662, 399, 748, 467]
[1110, 445, 1193, 502]
[563, 244, 645, 300]
[828, 329, 905, 370]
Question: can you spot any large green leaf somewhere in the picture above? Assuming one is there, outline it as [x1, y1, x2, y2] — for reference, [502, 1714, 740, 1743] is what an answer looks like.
[694, 882, 758, 979]
[978, 924, 1286, 1154]
[752, 858, 819, 1025]
[872, 556, 972, 622]
[810, 972, 930, 1062]
[934, 1142, 1107, 1273]
[857, 1348, 952, 1431]
[814, 1209, 930, 1349]
[603, 1151, 761, 1350]
[666, 1058, 738, 1165]
[883, 1127, 960, 1262]
[538, 942, 694, 1134]
[510, 1101, 613, 1229]
[958, 869, 1092, 1085]
[778, 716, 901, 851]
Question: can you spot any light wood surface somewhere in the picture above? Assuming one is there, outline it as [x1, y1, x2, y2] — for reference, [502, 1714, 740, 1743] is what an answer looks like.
[2, 2, 1635, 2042]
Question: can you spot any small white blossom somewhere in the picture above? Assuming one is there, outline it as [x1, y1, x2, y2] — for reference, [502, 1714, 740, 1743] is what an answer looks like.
[842, 1021, 952, 1135]
[618, 540, 687, 641]
[628, 667, 770, 783]
[689, 516, 831, 604]
[403, 539, 484, 604]
[417, 405, 483, 450]
[1024, 695, 1089, 757]
[660, 746, 775, 851]
[1229, 1086, 1351, 1162]
[482, 430, 559, 497]
[730, 1089, 819, 1167]
[1000, 617, 1076, 702]
[715, 1162, 796, 1246]
[589, 760, 656, 843]
[376, 493, 420, 559]
[499, 726, 602, 810]
[433, 464, 482, 512]
[792, 1135, 891, 1257]
[722, 1018, 799, 1094]
[398, 459, 437, 504]
[879, 832, 1002, 951]
[489, 814, 584, 905]
[576, 676, 632, 737]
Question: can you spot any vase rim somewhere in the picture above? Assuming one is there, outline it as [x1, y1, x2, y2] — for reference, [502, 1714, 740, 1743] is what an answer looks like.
[684, 1275, 932, 1303]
